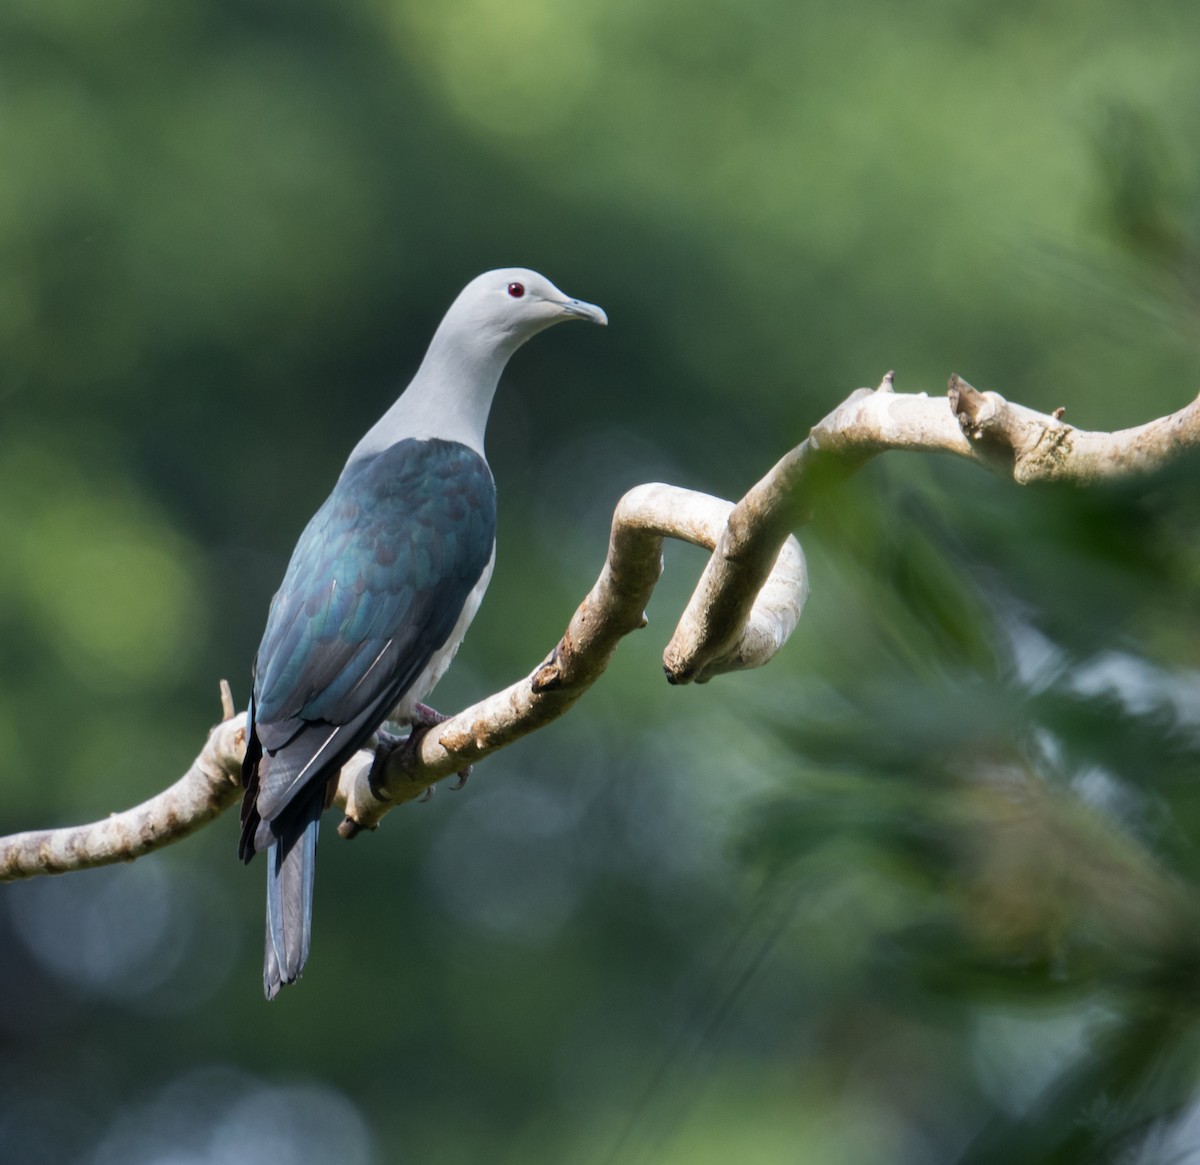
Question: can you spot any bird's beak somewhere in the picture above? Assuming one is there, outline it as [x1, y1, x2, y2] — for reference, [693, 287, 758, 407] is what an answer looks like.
[557, 297, 608, 326]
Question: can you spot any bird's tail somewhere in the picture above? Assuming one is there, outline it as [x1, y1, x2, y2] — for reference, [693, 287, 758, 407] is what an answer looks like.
[263, 790, 322, 1000]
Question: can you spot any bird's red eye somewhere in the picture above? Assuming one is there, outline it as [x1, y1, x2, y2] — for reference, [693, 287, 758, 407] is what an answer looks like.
[507, 281, 525, 298]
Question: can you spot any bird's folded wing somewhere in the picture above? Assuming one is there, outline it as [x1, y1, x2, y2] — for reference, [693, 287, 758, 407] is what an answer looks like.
[250, 438, 496, 819]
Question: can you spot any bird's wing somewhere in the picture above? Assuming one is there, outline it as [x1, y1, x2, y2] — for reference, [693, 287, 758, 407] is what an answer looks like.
[249, 437, 496, 823]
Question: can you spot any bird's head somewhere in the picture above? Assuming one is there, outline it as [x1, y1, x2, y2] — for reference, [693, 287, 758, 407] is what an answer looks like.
[375, 267, 608, 455]
[447, 268, 608, 354]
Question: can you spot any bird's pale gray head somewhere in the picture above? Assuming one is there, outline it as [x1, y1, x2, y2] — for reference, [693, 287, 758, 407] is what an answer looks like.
[350, 267, 606, 462]
[446, 268, 607, 353]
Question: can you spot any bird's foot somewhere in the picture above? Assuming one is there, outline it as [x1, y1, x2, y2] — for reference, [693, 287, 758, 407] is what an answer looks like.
[367, 707, 472, 805]
[406, 704, 472, 794]
[367, 729, 406, 801]
[409, 702, 448, 731]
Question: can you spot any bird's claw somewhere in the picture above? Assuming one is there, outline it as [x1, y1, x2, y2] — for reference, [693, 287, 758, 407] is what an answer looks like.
[411, 702, 450, 731]
[367, 732, 403, 802]
[371, 707, 473, 802]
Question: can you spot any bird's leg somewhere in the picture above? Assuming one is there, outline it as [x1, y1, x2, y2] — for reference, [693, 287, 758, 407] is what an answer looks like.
[409, 702, 448, 730]
[364, 708, 473, 805]
[366, 728, 406, 802]
[406, 704, 473, 794]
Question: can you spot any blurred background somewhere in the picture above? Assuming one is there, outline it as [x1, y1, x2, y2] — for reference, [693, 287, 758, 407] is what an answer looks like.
[2, 0, 1200, 1161]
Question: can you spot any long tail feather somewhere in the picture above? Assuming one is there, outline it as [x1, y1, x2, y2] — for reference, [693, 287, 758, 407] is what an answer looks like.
[263, 792, 321, 1000]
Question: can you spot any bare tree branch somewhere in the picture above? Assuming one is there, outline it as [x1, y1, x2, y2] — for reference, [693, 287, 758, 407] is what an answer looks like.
[0, 709, 245, 880]
[338, 483, 807, 833]
[662, 372, 1200, 682]
[3, 374, 1196, 880]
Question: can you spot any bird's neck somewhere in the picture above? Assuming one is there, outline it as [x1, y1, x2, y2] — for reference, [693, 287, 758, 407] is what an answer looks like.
[350, 325, 521, 462]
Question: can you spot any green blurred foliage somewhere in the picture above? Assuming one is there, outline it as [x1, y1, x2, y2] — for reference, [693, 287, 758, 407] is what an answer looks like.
[2, 0, 1200, 1162]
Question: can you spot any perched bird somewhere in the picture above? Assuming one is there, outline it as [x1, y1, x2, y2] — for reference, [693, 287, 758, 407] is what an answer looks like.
[240, 268, 607, 998]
